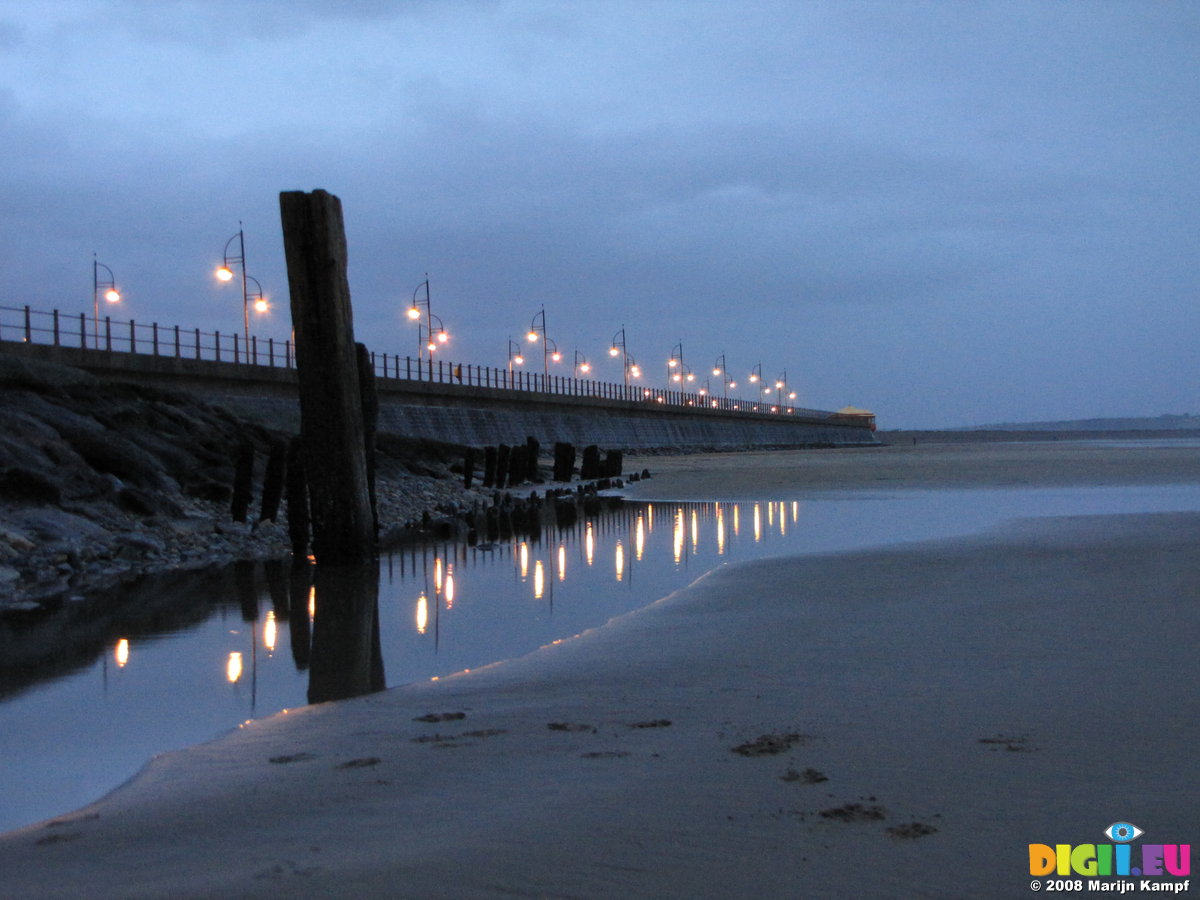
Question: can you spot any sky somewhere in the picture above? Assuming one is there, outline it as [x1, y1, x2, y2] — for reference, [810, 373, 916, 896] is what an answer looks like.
[0, 0, 1196, 429]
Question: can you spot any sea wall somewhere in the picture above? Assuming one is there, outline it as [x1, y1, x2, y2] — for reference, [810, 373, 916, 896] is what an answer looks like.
[1, 341, 877, 451]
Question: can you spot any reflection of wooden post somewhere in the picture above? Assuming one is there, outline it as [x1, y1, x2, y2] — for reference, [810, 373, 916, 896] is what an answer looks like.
[307, 563, 384, 704]
[279, 190, 374, 565]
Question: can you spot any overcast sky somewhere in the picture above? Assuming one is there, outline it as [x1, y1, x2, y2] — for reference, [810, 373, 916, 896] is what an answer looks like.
[1, 1, 1196, 428]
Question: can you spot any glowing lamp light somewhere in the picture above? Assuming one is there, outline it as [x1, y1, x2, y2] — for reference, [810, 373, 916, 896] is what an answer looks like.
[712, 367, 722, 376]
[686, 372, 695, 382]
[104, 288, 121, 303]
[551, 350, 562, 362]
[749, 373, 759, 383]
[527, 330, 539, 343]
[254, 298, 269, 314]
[215, 265, 235, 282]
[407, 307, 421, 321]
[609, 346, 620, 357]
[668, 358, 678, 368]
[437, 331, 449, 343]
[514, 353, 524, 365]
[580, 362, 590, 373]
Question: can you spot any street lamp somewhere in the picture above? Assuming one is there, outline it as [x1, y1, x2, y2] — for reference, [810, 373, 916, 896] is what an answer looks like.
[748, 362, 764, 406]
[776, 368, 797, 410]
[573, 349, 590, 378]
[610, 326, 633, 386]
[713, 353, 730, 399]
[246, 276, 268, 315]
[667, 341, 684, 388]
[215, 223, 260, 348]
[507, 338, 525, 375]
[526, 306, 558, 377]
[407, 277, 449, 361]
[92, 254, 120, 350]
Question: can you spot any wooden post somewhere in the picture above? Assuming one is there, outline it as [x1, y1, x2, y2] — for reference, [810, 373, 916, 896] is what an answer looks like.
[231, 440, 254, 523]
[482, 446, 498, 488]
[524, 436, 541, 483]
[356, 342, 379, 541]
[285, 437, 309, 558]
[259, 439, 287, 523]
[279, 189, 375, 564]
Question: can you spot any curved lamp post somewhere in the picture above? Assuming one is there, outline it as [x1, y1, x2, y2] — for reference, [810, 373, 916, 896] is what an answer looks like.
[507, 338, 525, 375]
[610, 326, 634, 386]
[573, 349, 590, 378]
[748, 362, 764, 406]
[92, 254, 120, 350]
[526, 306, 559, 377]
[215, 223, 256, 348]
[407, 277, 448, 362]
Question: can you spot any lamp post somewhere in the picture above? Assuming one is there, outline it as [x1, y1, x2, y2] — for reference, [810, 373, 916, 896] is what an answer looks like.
[92, 254, 120, 350]
[526, 306, 558, 378]
[776, 368, 797, 411]
[667, 341, 683, 389]
[215, 223, 254, 349]
[712, 353, 730, 399]
[407, 277, 448, 362]
[573, 349, 590, 379]
[748, 362, 764, 407]
[507, 338, 525, 376]
[609, 326, 632, 386]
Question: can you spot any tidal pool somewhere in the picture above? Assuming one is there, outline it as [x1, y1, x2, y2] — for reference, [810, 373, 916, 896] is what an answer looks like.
[3, 483, 1199, 833]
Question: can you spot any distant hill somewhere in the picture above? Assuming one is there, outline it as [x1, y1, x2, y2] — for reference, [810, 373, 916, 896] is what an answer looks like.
[972, 414, 1200, 432]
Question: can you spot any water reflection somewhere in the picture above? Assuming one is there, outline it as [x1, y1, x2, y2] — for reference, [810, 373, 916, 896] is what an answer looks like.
[11, 485, 1200, 834]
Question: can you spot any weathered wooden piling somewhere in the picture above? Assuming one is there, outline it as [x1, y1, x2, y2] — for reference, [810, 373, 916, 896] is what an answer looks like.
[284, 436, 309, 557]
[507, 444, 527, 487]
[482, 446, 498, 488]
[279, 189, 375, 565]
[259, 439, 287, 523]
[463, 447, 477, 489]
[580, 444, 602, 480]
[231, 440, 254, 523]
[603, 449, 623, 478]
[495, 444, 512, 489]
[525, 436, 541, 482]
[356, 342, 380, 540]
[552, 442, 575, 483]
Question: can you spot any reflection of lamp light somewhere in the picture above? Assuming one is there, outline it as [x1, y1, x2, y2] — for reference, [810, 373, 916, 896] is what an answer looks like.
[416, 593, 428, 634]
[534, 560, 545, 600]
[615, 540, 624, 582]
[114, 638, 129, 668]
[557, 544, 566, 581]
[227, 651, 244, 683]
[263, 611, 277, 653]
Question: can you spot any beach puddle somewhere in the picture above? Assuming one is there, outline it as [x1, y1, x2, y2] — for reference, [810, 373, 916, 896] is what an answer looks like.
[3, 482, 1200, 833]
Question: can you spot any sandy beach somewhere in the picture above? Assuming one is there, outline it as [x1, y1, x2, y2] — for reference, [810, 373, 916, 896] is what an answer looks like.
[1, 440, 1197, 899]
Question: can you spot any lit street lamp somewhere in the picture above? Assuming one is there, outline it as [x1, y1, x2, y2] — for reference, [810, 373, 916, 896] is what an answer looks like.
[407, 277, 449, 361]
[574, 349, 590, 378]
[526, 306, 559, 377]
[92, 254, 120, 350]
[610, 326, 633, 386]
[507, 338, 525, 375]
[748, 362, 764, 406]
[215, 223, 258, 349]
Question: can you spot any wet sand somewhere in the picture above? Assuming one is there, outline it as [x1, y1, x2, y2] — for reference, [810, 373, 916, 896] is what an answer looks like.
[1, 441, 1197, 898]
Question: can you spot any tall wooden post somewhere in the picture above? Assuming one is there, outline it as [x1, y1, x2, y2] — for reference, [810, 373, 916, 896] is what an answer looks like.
[279, 189, 375, 564]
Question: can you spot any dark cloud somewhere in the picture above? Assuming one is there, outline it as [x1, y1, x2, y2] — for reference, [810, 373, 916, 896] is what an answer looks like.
[0, 2, 1196, 426]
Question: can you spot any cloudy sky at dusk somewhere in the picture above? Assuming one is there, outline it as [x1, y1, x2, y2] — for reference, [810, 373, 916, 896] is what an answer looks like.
[1, 1, 1195, 428]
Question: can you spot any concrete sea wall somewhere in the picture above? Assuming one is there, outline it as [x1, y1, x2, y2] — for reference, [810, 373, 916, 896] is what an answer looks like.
[2, 341, 877, 451]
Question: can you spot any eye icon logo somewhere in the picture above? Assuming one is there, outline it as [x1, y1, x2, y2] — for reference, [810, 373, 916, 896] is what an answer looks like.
[1104, 822, 1144, 843]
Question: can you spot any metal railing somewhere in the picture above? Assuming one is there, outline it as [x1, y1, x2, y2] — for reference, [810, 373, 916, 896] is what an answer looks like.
[0, 304, 830, 419]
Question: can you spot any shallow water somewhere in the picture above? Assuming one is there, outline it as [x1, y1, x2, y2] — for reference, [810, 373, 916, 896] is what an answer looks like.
[2, 483, 1199, 833]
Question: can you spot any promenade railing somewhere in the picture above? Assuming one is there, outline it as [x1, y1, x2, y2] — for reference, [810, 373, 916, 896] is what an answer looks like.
[0, 304, 827, 419]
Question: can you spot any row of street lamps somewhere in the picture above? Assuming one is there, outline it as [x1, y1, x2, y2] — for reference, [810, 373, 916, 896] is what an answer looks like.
[87, 256, 797, 406]
[90, 224, 271, 352]
[405, 283, 798, 405]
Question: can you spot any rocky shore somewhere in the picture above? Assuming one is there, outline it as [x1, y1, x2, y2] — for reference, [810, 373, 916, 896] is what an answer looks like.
[0, 352, 486, 616]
